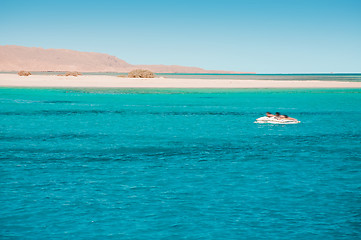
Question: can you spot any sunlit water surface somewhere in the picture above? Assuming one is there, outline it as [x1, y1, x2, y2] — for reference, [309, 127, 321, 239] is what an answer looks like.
[1, 88, 361, 239]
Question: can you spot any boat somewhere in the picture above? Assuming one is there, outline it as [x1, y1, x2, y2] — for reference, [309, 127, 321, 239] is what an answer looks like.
[254, 116, 300, 124]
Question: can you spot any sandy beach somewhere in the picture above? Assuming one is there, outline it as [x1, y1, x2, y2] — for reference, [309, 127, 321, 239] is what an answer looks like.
[1, 73, 361, 89]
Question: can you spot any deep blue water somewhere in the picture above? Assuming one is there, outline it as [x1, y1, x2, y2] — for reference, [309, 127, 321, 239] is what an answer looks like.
[1, 88, 361, 239]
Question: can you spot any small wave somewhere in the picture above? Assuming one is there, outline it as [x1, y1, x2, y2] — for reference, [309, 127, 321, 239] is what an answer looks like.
[0, 110, 126, 116]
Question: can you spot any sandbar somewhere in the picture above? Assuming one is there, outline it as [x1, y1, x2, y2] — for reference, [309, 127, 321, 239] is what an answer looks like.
[0, 74, 361, 89]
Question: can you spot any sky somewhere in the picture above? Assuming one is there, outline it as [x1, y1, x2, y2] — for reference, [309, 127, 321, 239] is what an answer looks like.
[1, 0, 361, 73]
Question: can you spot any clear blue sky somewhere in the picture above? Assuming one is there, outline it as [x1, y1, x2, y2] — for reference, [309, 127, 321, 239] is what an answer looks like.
[1, 0, 360, 73]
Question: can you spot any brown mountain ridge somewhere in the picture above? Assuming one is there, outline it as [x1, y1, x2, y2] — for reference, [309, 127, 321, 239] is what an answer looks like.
[0, 45, 249, 73]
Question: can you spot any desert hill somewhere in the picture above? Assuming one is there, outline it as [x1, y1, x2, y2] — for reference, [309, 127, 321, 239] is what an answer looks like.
[0, 45, 247, 73]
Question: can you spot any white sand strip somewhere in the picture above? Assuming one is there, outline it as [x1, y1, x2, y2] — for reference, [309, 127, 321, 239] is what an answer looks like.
[1, 74, 361, 89]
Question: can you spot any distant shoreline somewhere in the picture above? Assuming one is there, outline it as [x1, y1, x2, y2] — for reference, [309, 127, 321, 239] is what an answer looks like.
[1, 73, 361, 89]
[1, 71, 361, 75]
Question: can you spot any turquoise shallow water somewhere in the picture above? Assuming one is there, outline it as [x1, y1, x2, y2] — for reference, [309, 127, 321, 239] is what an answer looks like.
[1, 88, 361, 239]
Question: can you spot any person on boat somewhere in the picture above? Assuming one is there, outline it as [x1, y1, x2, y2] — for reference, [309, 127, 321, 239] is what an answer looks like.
[275, 112, 281, 119]
[266, 112, 275, 118]
[279, 115, 298, 121]
[283, 115, 298, 121]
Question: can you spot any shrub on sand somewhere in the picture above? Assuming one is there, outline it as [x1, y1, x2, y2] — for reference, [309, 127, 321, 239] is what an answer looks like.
[65, 71, 82, 77]
[128, 69, 155, 78]
[18, 71, 31, 76]
[58, 71, 82, 77]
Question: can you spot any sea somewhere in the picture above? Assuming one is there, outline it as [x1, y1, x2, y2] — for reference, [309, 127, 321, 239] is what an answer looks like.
[1, 76, 361, 239]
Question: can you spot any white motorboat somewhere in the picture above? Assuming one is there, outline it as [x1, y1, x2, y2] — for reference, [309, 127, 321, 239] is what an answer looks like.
[255, 116, 300, 124]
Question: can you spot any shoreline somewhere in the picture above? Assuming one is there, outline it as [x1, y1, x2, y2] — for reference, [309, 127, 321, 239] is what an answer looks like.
[1, 74, 361, 89]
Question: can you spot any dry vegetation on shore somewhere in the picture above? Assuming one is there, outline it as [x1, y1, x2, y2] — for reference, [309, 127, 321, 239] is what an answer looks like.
[57, 71, 82, 77]
[18, 71, 31, 76]
[127, 69, 155, 78]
